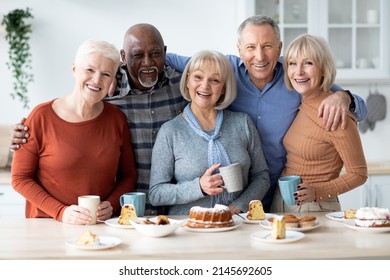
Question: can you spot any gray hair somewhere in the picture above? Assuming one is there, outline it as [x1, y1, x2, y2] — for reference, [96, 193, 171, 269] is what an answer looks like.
[74, 39, 120, 71]
[283, 34, 336, 92]
[237, 15, 281, 44]
[180, 50, 237, 110]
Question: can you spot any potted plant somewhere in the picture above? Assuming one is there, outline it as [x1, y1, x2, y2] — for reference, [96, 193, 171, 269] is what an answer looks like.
[2, 8, 34, 108]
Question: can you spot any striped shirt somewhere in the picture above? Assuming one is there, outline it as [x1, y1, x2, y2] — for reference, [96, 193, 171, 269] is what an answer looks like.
[105, 65, 188, 215]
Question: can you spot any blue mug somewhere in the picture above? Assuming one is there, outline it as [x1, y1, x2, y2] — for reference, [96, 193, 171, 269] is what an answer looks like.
[278, 175, 301, 206]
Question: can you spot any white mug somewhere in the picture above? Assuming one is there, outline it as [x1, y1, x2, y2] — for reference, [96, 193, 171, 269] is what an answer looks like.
[219, 163, 243, 193]
[78, 195, 100, 224]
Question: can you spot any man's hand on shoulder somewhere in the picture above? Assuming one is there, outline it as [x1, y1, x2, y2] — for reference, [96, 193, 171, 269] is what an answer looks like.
[9, 118, 29, 151]
[317, 91, 350, 131]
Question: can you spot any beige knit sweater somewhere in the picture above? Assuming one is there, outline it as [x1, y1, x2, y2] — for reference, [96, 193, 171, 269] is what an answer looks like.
[281, 92, 368, 202]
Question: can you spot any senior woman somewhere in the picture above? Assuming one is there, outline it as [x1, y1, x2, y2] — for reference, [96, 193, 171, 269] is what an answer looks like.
[11, 40, 137, 224]
[149, 50, 270, 215]
[271, 34, 367, 212]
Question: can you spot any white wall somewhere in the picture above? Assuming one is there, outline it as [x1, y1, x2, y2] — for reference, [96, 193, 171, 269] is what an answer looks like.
[340, 82, 390, 162]
[1, 0, 389, 162]
[0, 0, 247, 122]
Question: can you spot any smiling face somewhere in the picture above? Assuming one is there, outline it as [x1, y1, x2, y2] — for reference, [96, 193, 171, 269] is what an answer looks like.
[237, 23, 282, 90]
[186, 61, 225, 112]
[73, 52, 117, 104]
[286, 54, 324, 98]
[121, 24, 166, 90]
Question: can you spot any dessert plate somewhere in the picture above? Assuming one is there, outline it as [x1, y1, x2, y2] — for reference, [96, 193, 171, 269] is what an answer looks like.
[104, 217, 135, 229]
[66, 236, 121, 250]
[325, 211, 345, 222]
[182, 218, 242, 233]
[237, 213, 276, 224]
[250, 231, 304, 244]
[343, 220, 390, 233]
[259, 220, 321, 232]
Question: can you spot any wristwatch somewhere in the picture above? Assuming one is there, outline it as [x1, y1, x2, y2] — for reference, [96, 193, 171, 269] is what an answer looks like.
[344, 90, 356, 111]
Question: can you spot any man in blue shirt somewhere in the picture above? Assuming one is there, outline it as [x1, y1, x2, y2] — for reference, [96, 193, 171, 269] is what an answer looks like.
[165, 15, 367, 211]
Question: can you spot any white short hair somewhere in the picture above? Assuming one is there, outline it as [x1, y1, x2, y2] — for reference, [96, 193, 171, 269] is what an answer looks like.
[74, 39, 120, 70]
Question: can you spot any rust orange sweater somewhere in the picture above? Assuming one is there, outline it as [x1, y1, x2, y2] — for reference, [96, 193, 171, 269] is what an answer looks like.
[12, 100, 137, 220]
[281, 93, 368, 201]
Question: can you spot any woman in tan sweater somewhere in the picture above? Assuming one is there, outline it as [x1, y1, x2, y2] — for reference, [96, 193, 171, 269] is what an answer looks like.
[271, 34, 367, 212]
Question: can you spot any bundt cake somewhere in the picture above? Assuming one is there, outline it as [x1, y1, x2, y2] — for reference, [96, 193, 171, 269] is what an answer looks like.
[186, 204, 234, 228]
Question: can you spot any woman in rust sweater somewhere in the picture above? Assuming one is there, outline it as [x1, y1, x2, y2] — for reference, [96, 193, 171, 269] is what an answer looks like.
[11, 40, 136, 224]
[271, 34, 367, 212]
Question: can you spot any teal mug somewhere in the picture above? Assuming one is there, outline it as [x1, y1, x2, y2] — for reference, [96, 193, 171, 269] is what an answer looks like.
[278, 175, 301, 206]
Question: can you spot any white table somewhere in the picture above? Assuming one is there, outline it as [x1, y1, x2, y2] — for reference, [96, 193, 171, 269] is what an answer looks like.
[1, 212, 389, 260]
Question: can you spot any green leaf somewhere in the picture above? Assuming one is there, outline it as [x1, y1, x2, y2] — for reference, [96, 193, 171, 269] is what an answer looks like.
[2, 7, 34, 108]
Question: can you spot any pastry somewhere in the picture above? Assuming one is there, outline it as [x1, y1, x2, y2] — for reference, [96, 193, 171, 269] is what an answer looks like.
[76, 230, 99, 246]
[298, 215, 316, 228]
[246, 200, 266, 220]
[156, 215, 170, 225]
[271, 215, 286, 239]
[344, 209, 357, 219]
[269, 214, 298, 228]
[118, 204, 138, 225]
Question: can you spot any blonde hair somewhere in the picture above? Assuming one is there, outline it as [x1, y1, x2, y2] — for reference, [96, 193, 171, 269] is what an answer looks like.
[74, 39, 120, 72]
[180, 50, 236, 110]
[283, 34, 336, 92]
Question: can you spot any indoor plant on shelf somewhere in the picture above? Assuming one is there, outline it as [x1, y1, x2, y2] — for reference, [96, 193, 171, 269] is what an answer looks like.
[2, 8, 34, 109]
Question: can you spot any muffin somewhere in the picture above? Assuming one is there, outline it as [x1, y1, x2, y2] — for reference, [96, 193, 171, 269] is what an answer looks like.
[299, 215, 316, 228]
[269, 214, 299, 228]
[284, 215, 299, 228]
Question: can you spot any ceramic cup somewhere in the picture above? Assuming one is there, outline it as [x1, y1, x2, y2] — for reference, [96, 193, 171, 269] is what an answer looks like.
[278, 175, 301, 206]
[219, 163, 243, 193]
[78, 195, 100, 224]
[120, 192, 146, 217]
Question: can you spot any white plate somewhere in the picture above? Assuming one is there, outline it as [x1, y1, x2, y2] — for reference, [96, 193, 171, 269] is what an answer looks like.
[259, 220, 321, 232]
[104, 217, 135, 229]
[237, 213, 276, 224]
[250, 231, 305, 244]
[182, 218, 242, 233]
[66, 236, 121, 250]
[343, 219, 390, 233]
[326, 211, 345, 222]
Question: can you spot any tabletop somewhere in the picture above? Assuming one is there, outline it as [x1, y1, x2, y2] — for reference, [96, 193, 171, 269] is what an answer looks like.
[0, 212, 389, 260]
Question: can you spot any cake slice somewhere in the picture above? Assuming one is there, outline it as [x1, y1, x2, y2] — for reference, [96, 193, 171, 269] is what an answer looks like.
[76, 231, 99, 246]
[344, 209, 357, 219]
[272, 215, 286, 239]
[355, 207, 390, 227]
[246, 200, 266, 220]
[118, 204, 138, 225]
